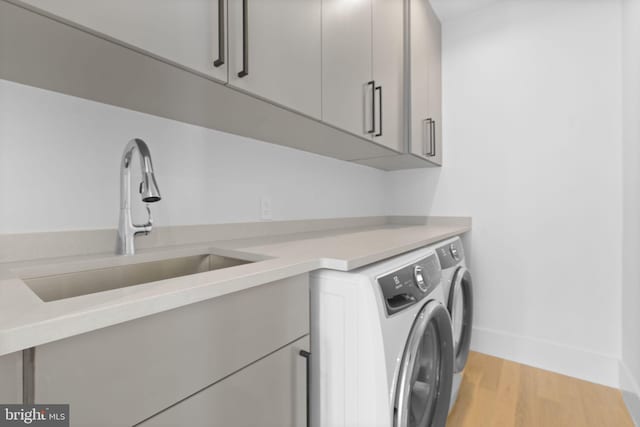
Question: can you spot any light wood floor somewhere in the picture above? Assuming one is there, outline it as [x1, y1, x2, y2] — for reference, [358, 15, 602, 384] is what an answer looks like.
[447, 352, 634, 427]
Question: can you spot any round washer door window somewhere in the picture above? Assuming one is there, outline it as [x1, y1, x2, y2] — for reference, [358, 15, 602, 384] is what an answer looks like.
[395, 301, 454, 427]
[448, 267, 473, 373]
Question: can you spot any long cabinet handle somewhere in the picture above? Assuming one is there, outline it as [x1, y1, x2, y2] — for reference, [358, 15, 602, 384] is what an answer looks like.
[237, 0, 248, 77]
[367, 81, 375, 134]
[299, 350, 311, 427]
[430, 120, 436, 156]
[213, 0, 225, 67]
[375, 85, 383, 137]
[423, 118, 432, 156]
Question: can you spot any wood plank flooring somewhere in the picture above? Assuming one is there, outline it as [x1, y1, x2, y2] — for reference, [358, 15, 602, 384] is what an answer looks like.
[447, 352, 634, 427]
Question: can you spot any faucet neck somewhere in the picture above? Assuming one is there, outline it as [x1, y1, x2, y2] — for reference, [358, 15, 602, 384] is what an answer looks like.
[120, 138, 153, 210]
[116, 138, 159, 255]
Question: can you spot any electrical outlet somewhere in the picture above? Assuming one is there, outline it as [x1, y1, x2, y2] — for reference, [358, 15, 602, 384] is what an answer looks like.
[260, 197, 273, 220]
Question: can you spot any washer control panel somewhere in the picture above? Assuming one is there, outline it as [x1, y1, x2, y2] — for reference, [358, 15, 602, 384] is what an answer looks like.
[378, 254, 442, 315]
[436, 238, 465, 269]
[413, 265, 427, 292]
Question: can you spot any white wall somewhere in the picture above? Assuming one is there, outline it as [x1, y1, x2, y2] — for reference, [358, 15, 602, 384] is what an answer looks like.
[621, 0, 640, 418]
[0, 79, 389, 233]
[389, 0, 623, 386]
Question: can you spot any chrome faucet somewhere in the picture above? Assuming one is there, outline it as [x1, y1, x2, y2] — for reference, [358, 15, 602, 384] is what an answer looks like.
[116, 138, 162, 255]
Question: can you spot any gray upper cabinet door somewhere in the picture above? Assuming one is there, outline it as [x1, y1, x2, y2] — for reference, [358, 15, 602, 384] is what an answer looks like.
[371, 0, 405, 152]
[140, 336, 310, 427]
[426, 2, 443, 165]
[409, 0, 442, 165]
[16, 0, 229, 83]
[321, 0, 374, 138]
[227, 0, 322, 119]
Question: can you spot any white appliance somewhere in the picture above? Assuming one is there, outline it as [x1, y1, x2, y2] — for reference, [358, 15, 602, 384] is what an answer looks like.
[433, 237, 473, 411]
[310, 247, 454, 427]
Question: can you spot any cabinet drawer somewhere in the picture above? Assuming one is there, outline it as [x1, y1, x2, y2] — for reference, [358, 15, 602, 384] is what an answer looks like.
[140, 335, 310, 427]
[0, 352, 22, 404]
[34, 274, 309, 427]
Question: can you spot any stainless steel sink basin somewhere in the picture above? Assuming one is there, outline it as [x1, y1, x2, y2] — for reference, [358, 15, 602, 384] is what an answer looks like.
[23, 254, 253, 302]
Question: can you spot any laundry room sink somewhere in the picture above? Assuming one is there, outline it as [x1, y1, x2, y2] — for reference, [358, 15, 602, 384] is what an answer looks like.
[22, 254, 254, 302]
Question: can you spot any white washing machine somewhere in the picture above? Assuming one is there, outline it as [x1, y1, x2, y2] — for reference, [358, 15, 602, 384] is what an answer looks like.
[310, 247, 454, 427]
[433, 237, 473, 411]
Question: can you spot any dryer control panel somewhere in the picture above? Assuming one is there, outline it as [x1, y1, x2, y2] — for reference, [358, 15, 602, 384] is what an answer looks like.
[436, 238, 465, 269]
[377, 254, 442, 315]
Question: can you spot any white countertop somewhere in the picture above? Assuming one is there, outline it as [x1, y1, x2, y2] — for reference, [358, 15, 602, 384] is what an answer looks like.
[0, 218, 470, 356]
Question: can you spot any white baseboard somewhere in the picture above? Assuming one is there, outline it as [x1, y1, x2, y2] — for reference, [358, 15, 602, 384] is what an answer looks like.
[620, 361, 640, 426]
[470, 326, 620, 388]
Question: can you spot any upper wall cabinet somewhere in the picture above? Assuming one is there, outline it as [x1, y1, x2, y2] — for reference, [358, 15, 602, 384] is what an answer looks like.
[17, 0, 229, 83]
[408, 0, 442, 165]
[426, 3, 443, 165]
[322, 0, 405, 153]
[321, 0, 373, 139]
[227, 0, 322, 119]
[372, 0, 406, 152]
[3, 0, 442, 170]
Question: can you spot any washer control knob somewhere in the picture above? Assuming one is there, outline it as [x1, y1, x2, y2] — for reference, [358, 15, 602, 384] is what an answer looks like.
[450, 244, 460, 261]
[414, 265, 428, 292]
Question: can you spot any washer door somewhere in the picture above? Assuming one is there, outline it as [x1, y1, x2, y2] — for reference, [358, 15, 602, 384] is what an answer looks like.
[448, 267, 473, 373]
[395, 301, 454, 427]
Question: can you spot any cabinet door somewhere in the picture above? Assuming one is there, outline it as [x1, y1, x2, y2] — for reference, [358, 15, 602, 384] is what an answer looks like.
[409, 0, 430, 159]
[322, 0, 374, 137]
[408, 0, 441, 164]
[227, 0, 321, 119]
[426, 3, 442, 165]
[34, 275, 309, 427]
[16, 0, 228, 83]
[140, 336, 310, 427]
[372, 0, 405, 152]
[0, 352, 22, 404]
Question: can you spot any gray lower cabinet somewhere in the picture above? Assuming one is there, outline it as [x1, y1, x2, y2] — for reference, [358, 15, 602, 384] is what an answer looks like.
[0, 352, 22, 404]
[33, 275, 309, 427]
[140, 336, 310, 427]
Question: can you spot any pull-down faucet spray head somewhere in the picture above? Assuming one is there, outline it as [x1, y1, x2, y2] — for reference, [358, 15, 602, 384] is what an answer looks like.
[116, 138, 162, 255]
[140, 171, 161, 203]
[126, 138, 161, 204]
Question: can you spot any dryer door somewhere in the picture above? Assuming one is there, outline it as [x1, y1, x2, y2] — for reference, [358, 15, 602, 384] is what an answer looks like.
[395, 301, 453, 427]
[449, 267, 473, 373]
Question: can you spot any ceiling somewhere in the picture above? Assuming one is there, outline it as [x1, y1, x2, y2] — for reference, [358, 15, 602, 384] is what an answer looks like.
[430, 0, 501, 21]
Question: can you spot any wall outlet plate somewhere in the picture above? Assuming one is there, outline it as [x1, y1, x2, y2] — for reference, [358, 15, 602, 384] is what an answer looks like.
[260, 197, 273, 220]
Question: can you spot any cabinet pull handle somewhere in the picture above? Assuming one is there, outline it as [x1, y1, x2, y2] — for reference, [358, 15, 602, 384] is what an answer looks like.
[423, 118, 432, 156]
[299, 350, 311, 427]
[375, 85, 383, 137]
[237, 0, 248, 77]
[430, 120, 436, 156]
[213, 0, 225, 67]
[367, 81, 376, 134]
